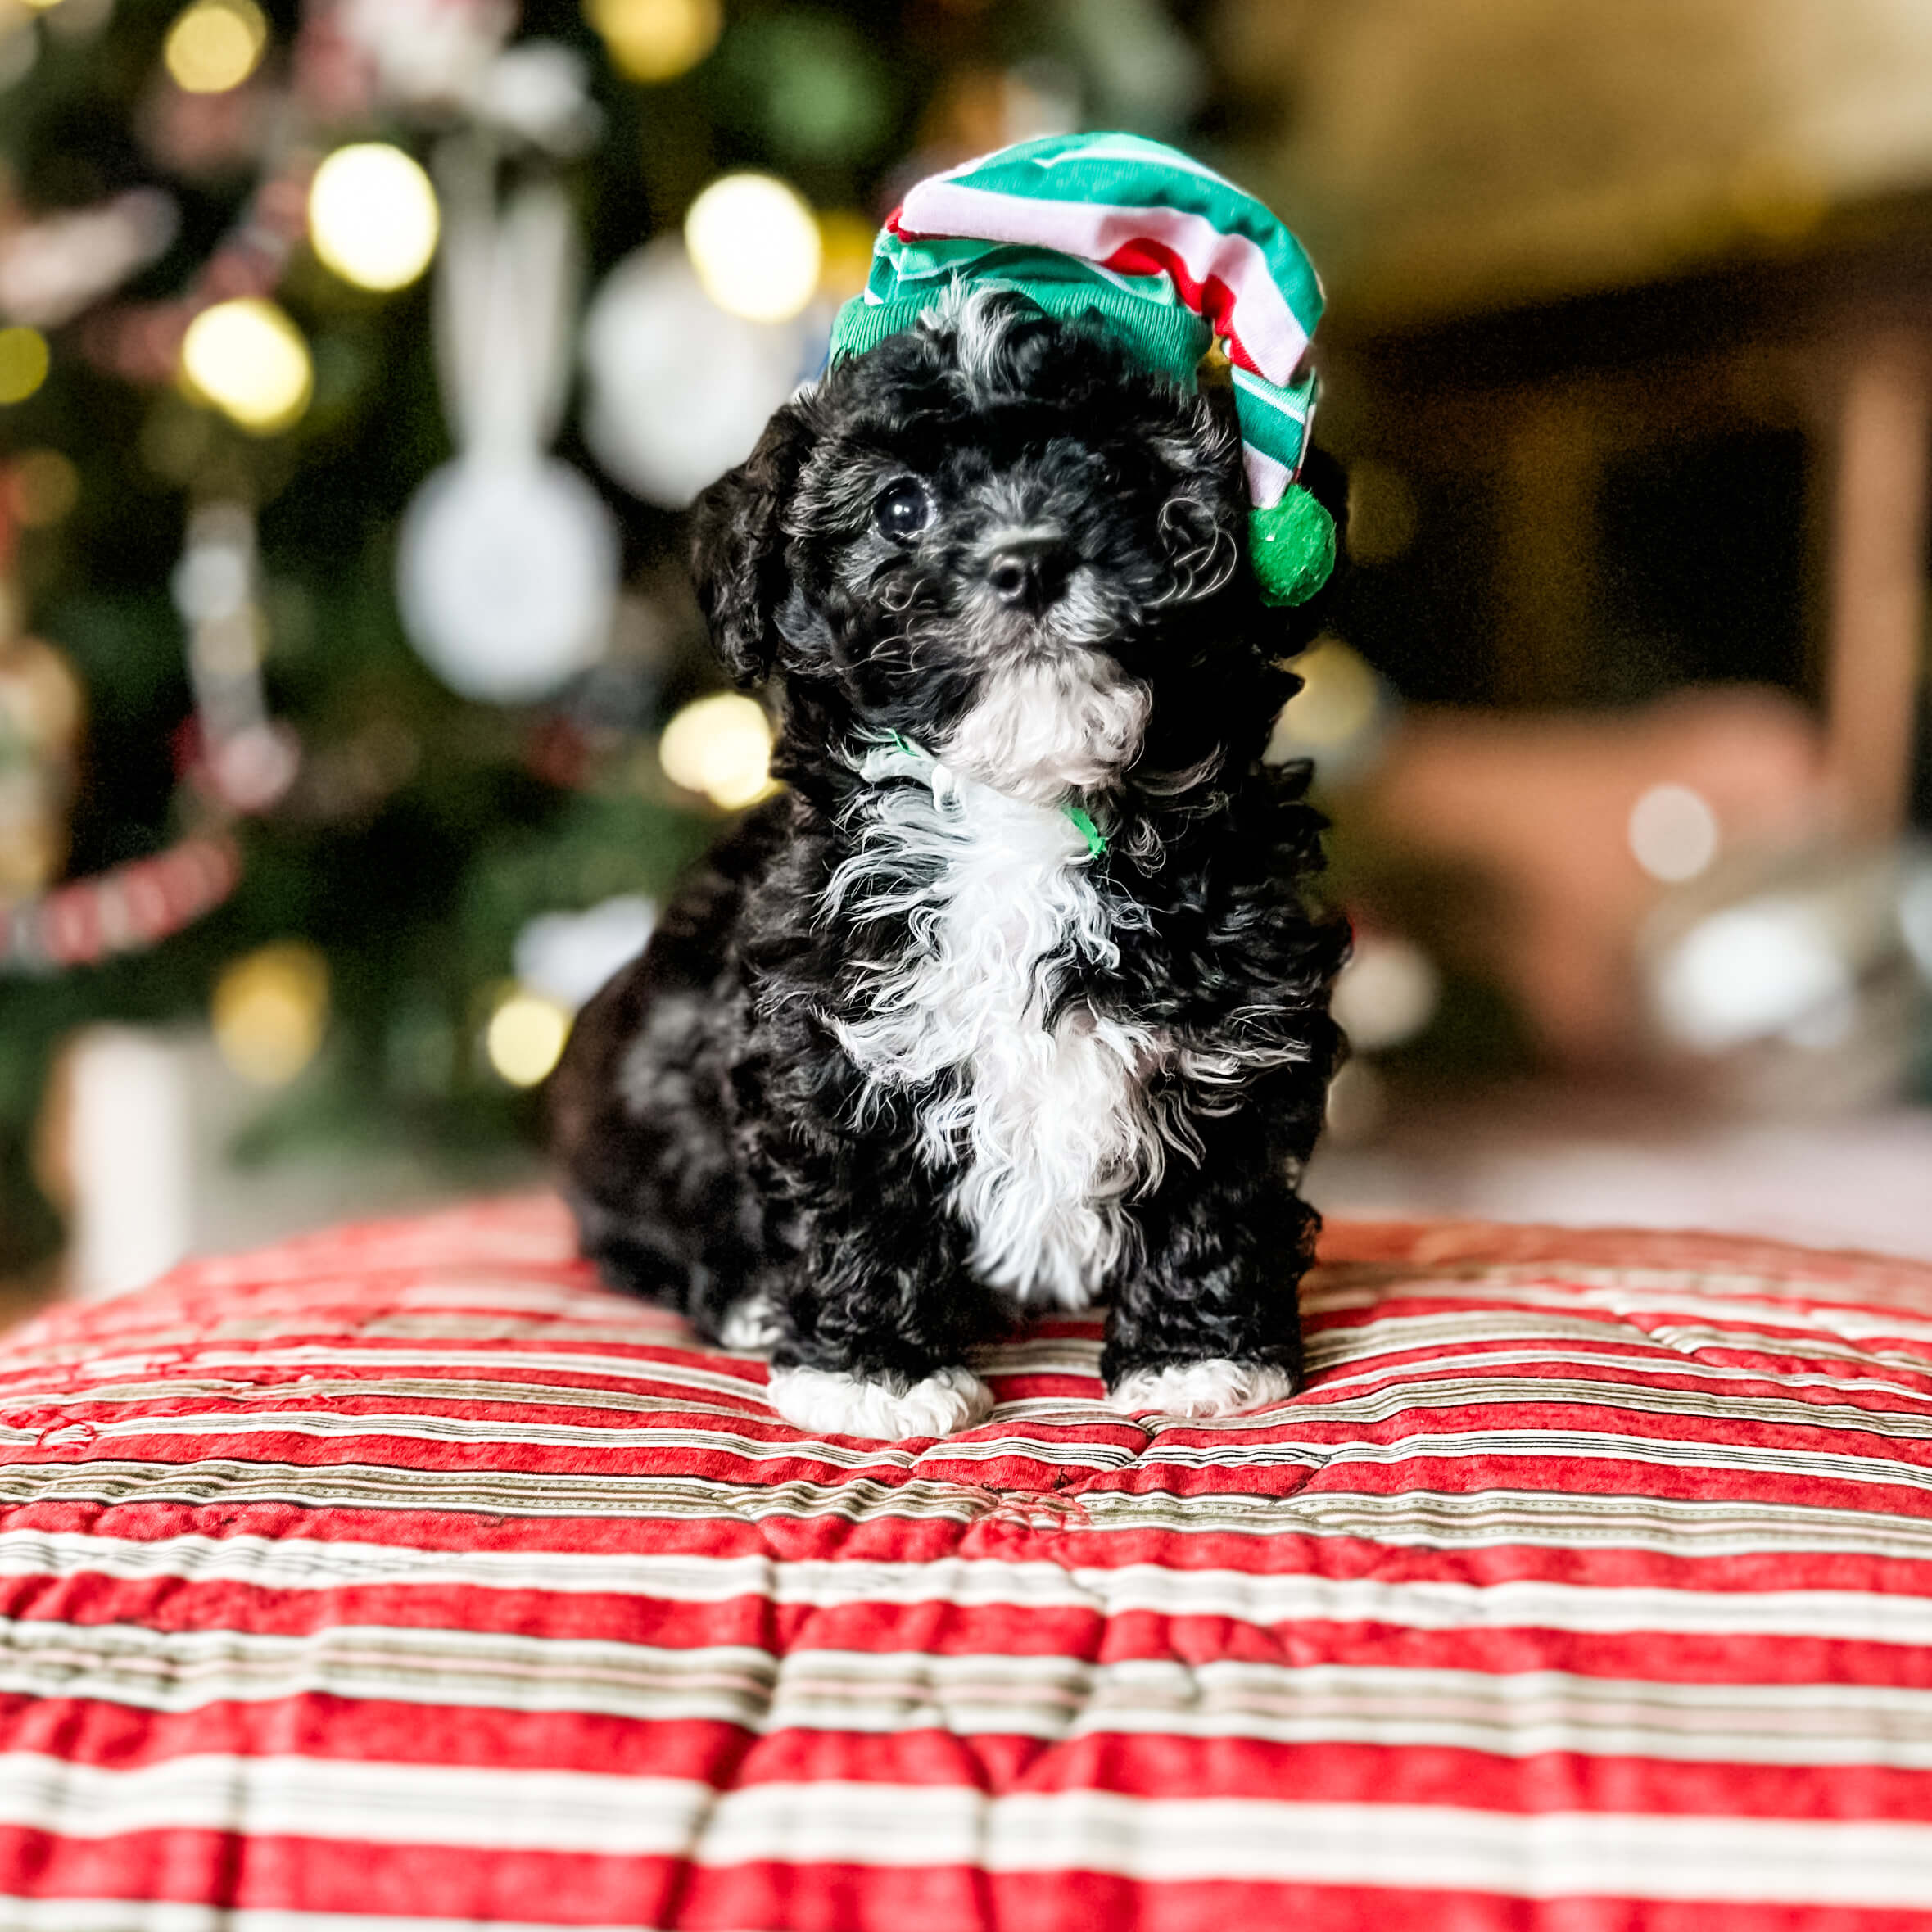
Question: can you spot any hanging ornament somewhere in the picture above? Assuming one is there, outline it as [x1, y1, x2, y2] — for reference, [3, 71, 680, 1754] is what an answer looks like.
[398, 143, 618, 703]
[171, 498, 300, 812]
[469, 41, 603, 156]
[400, 459, 618, 702]
[581, 236, 810, 509]
[332, 0, 514, 110]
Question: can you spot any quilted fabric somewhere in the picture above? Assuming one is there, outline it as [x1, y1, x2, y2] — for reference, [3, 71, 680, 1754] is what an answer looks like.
[0, 1198, 1930, 1930]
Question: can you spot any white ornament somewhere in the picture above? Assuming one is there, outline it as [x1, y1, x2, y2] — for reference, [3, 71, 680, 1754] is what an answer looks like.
[398, 456, 617, 704]
[337, 0, 513, 106]
[397, 148, 618, 704]
[581, 238, 814, 509]
[471, 41, 602, 155]
[513, 894, 655, 1008]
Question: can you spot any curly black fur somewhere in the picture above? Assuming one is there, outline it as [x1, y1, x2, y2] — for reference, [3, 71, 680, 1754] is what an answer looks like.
[550, 287, 1347, 1433]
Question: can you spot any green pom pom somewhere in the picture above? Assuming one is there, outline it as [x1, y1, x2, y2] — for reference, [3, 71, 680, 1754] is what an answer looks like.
[1249, 486, 1336, 608]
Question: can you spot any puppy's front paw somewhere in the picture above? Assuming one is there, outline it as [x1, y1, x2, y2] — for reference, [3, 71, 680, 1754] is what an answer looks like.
[1108, 1357, 1299, 1421]
[767, 1364, 993, 1440]
[716, 1293, 783, 1351]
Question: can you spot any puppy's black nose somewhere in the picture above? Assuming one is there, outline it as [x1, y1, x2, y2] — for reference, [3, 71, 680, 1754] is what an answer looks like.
[987, 535, 1070, 611]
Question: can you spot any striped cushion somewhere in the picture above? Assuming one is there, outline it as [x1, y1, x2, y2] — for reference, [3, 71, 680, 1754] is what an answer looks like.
[0, 1197, 1930, 1929]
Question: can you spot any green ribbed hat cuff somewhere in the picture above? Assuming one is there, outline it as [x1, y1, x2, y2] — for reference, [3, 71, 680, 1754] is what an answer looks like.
[830, 289, 1211, 391]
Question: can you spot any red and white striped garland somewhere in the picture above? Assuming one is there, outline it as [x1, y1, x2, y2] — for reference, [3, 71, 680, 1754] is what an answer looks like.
[0, 829, 239, 972]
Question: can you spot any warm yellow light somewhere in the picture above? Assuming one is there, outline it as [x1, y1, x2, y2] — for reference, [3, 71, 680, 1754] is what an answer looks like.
[212, 942, 329, 1087]
[0, 327, 50, 406]
[685, 174, 821, 324]
[486, 989, 572, 1088]
[164, 0, 268, 93]
[1270, 637, 1378, 748]
[19, 0, 70, 12]
[8, 448, 79, 526]
[586, 0, 720, 81]
[815, 209, 877, 301]
[659, 691, 775, 809]
[308, 143, 440, 292]
[180, 298, 312, 434]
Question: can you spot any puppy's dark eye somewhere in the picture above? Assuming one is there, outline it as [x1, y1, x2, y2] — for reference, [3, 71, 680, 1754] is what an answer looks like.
[873, 479, 930, 542]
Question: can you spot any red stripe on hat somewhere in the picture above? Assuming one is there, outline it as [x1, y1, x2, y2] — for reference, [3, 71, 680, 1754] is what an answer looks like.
[881, 219, 1265, 375]
[1099, 237, 1261, 376]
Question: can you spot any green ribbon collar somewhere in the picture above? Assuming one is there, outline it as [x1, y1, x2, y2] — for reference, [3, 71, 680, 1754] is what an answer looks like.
[884, 733, 1107, 857]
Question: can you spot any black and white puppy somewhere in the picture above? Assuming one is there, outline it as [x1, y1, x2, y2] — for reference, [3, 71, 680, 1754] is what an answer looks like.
[549, 284, 1347, 1439]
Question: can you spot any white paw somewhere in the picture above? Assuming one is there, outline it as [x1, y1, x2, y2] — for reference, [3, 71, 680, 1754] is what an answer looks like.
[717, 1295, 783, 1351]
[766, 1364, 994, 1440]
[1108, 1357, 1299, 1421]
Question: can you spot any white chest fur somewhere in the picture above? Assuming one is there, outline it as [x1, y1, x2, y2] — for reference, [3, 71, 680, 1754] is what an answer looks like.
[826, 747, 1166, 1309]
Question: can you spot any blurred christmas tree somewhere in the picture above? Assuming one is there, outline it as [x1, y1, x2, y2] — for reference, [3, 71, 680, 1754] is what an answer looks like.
[0, 0, 1221, 1275]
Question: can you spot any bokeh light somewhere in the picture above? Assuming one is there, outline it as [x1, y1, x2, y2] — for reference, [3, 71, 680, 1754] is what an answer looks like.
[7, 449, 79, 526]
[1345, 460, 1419, 566]
[685, 173, 821, 324]
[0, 328, 50, 406]
[163, 0, 268, 94]
[816, 207, 878, 300]
[485, 989, 572, 1087]
[1331, 934, 1441, 1052]
[1265, 637, 1385, 780]
[1628, 781, 1721, 884]
[1271, 638, 1381, 749]
[659, 691, 775, 809]
[1900, 862, 1932, 984]
[713, 11, 894, 165]
[586, 0, 720, 82]
[1654, 901, 1849, 1052]
[179, 299, 313, 435]
[212, 942, 330, 1087]
[308, 143, 441, 292]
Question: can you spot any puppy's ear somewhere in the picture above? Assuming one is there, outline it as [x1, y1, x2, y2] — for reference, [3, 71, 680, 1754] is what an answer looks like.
[689, 396, 812, 688]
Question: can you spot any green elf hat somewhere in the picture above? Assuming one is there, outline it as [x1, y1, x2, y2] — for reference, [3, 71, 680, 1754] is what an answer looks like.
[829, 131, 1336, 609]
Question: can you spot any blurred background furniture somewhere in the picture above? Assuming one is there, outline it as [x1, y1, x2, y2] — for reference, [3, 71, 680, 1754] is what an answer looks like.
[2, 0, 1932, 1309]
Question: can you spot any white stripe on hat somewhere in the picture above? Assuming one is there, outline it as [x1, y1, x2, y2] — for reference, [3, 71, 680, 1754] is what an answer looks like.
[1243, 443, 1296, 508]
[898, 179, 1311, 383]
